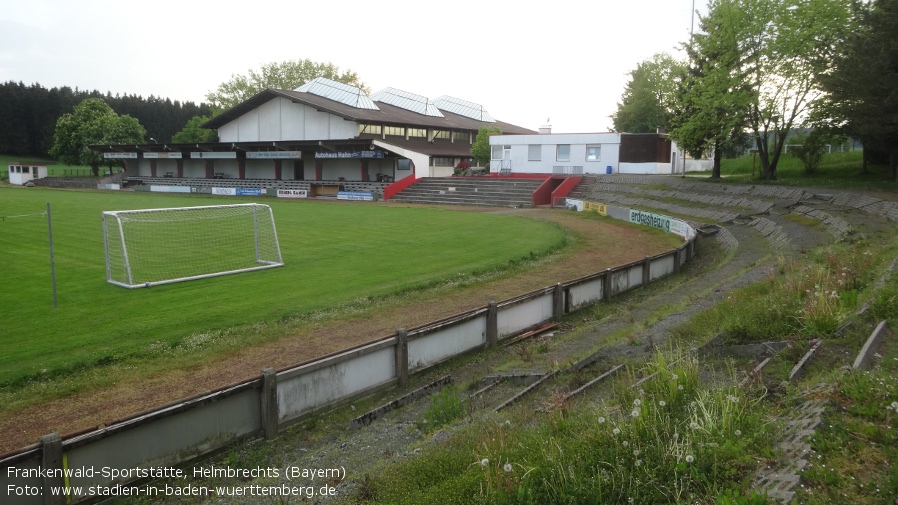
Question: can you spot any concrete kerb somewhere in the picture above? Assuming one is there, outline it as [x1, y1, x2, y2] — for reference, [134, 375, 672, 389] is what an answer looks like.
[349, 375, 453, 430]
[852, 320, 890, 371]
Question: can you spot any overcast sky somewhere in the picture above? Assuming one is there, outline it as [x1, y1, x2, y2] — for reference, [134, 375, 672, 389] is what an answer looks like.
[0, 0, 702, 134]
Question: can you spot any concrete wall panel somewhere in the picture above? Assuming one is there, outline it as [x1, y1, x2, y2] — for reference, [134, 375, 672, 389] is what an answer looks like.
[567, 276, 604, 310]
[497, 292, 554, 338]
[277, 345, 395, 423]
[408, 316, 487, 370]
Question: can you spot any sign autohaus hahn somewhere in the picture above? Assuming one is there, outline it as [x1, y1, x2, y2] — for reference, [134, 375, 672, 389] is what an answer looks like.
[314, 151, 384, 159]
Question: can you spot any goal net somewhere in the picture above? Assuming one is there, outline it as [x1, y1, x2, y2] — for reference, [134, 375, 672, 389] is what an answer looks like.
[103, 203, 284, 288]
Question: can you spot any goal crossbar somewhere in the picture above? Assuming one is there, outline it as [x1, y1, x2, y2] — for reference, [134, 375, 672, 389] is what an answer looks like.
[103, 203, 284, 288]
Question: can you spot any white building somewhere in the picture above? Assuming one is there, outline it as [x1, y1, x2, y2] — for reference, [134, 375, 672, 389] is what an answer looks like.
[93, 78, 533, 183]
[489, 129, 680, 175]
[7, 161, 49, 185]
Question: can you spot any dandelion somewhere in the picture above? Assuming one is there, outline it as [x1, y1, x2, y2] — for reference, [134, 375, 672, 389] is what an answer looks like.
[678, 384, 684, 390]
[635, 459, 642, 467]
[623, 440, 629, 447]
[504, 462, 513, 473]
[633, 399, 642, 407]
[598, 416, 606, 424]
[631, 409, 640, 418]
[672, 374, 679, 380]
[613, 428, 621, 435]
[685, 455, 695, 463]
[480, 458, 489, 467]
[659, 400, 666, 407]
[690, 422, 699, 430]
[734, 430, 742, 437]
[672, 432, 679, 440]
[633, 449, 640, 457]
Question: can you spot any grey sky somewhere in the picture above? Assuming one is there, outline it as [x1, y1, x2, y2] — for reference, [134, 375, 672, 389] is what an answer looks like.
[0, 0, 700, 133]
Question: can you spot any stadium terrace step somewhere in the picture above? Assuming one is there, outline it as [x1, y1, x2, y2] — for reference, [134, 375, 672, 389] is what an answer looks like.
[389, 177, 546, 207]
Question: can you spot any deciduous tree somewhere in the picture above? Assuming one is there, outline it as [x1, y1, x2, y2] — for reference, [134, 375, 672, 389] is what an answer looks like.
[172, 115, 216, 143]
[50, 98, 146, 176]
[471, 126, 502, 166]
[673, 0, 852, 180]
[206, 59, 368, 112]
[612, 53, 684, 133]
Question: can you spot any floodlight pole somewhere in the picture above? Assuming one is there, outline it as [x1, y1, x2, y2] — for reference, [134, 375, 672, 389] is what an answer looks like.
[684, 0, 695, 179]
[47, 202, 58, 308]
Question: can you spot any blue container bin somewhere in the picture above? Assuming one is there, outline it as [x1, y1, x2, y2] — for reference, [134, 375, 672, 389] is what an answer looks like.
[606, 165, 612, 174]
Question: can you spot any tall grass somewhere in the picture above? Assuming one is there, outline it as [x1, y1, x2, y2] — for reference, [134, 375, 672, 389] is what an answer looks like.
[671, 239, 882, 345]
[361, 348, 774, 504]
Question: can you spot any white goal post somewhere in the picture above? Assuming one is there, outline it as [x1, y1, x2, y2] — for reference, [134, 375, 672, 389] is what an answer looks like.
[103, 203, 284, 288]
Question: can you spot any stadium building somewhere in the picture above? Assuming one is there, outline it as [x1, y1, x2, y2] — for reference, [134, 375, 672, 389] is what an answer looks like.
[92, 77, 534, 194]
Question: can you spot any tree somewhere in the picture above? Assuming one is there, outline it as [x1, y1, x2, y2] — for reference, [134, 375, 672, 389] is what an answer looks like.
[790, 130, 836, 174]
[670, 0, 755, 179]
[206, 59, 368, 112]
[612, 53, 684, 133]
[471, 126, 502, 166]
[50, 98, 146, 176]
[172, 115, 216, 143]
[672, 0, 852, 180]
[816, 0, 898, 182]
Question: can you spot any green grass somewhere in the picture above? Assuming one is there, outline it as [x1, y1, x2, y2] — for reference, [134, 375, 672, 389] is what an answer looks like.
[709, 151, 898, 192]
[0, 187, 568, 389]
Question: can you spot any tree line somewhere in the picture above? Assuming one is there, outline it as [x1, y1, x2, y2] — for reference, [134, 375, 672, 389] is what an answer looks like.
[612, 0, 898, 182]
[0, 81, 212, 159]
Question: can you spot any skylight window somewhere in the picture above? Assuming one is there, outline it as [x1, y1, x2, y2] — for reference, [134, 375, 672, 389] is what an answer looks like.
[295, 77, 379, 110]
[433, 96, 495, 122]
[371, 88, 443, 117]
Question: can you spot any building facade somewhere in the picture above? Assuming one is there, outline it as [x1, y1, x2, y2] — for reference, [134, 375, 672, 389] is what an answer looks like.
[489, 129, 678, 175]
[93, 78, 534, 183]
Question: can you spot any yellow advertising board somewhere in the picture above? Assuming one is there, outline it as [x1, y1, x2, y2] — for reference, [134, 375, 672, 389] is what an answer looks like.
[584, 201, 607, 216]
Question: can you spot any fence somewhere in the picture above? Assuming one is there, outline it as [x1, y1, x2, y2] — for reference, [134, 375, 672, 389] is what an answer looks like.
[1, 200, 697, 504]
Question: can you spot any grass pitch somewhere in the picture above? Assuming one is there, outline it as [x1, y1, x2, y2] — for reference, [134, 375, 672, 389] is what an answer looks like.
[0, 187, 567, 388]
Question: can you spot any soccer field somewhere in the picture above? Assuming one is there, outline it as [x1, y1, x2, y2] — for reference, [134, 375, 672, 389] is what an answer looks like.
[0, 187, 567, 388]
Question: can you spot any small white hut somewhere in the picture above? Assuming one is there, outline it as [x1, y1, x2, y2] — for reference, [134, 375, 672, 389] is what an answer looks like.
[7, 162, 49, 185]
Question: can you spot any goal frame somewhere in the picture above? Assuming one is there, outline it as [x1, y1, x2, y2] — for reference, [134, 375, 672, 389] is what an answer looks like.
[103, 203, 284, 289]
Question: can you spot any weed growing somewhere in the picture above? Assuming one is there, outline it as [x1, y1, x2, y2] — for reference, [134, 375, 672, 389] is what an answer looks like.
[672, 240, 885, 345]
[359, 348, 775, 504]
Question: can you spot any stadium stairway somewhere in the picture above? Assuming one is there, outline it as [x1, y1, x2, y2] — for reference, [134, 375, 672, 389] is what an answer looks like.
[388, 177, 546, 207]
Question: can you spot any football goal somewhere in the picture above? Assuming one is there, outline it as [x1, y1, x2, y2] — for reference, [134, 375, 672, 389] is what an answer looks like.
[103, 203, 284, 288]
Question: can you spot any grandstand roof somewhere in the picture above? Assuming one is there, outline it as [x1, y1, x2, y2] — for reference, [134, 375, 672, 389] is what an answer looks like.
[203, 84, 532, 135]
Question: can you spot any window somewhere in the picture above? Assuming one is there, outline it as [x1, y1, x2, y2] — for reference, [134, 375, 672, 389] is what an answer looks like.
[528, 145, 541, 161]
[358, 124, 382, 135]
[384, 126, 404, 136]
[454, 131, 470, 142]
[432, 130, 450, 140]
[586, 145, 601, 161]
[556, 144, 571, 162]
[433, 157, 453, 167]
[408, 128, 426, 138]
[491, 145, 503, 160]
